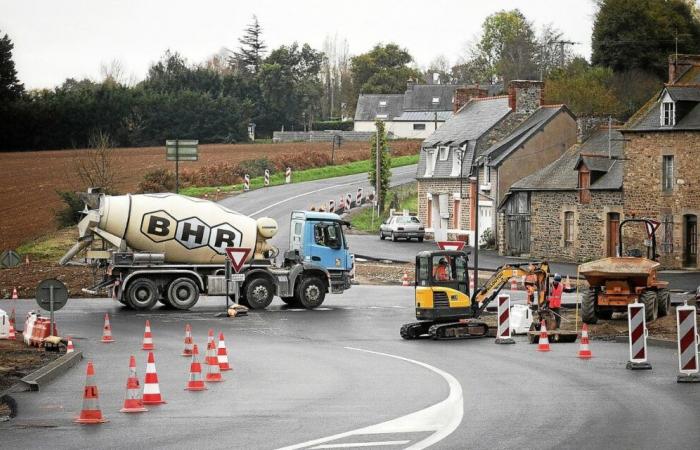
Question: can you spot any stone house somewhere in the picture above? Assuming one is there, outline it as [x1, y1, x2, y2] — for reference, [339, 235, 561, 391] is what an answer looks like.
[621, 54, 700, 269]
[498, 128, 624, 262]
[416, 80, 577, 244]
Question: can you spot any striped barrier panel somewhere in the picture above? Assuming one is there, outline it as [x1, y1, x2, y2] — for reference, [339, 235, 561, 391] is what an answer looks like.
[243, 174, 250, 191]
[676, 304, 700, 382]
[495, 295, 515, 344]
[264, 169, 270, 186]
[627, 302, 652, 370]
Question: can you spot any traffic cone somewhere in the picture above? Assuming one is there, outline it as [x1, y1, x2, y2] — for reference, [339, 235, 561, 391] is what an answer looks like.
[102, 313, 115, 343]
[120, 355, 148, 413]
[11, 287, 18, 299]
[185, 344, 207, 391]
[578, 324, 593, 359]
[182, 324, 193, 357]
[217, 332, 232, 371]
[66, 336, 75, 353]
[142, 320, 154, 350]
[205, 329, 223, 382]
[401, 271, 411, 287]
[510, 277, 518, 291]
[537, 320, 551, 352]
[74, 361, 108, 424]
[142, 352, 166, 404]
[9, 307, 15, 327]
[8, 321, 16, 340]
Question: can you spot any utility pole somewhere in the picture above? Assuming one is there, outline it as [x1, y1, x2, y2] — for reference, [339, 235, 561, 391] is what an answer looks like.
[375, 125, 381, 215]
[473, 158, 480, 293]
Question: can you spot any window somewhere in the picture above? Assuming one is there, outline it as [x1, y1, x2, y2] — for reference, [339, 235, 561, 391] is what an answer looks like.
[413, 123, 426, 130]
[432, 255, 454, 281]
[662, 155, 674, 192]
[417, 256, 430, 286]
[578, 169, 591, 204]
[424, 149, 436, 177]
[661, 101, 675, 126]
[432, 97, 440, 104]
[376, 114, 388, 119]
[484, 166, 491, 183]
[564, 211, 574, 246]
[439, 146, 450, 161]
[453, 198, 461, 228]
[662, 214, 674, 254]
[314, 222, 342, 249]
[379, 100, 387, 107]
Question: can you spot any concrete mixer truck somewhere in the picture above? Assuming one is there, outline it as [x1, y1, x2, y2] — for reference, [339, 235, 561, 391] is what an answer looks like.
[59, 189, 354, 311]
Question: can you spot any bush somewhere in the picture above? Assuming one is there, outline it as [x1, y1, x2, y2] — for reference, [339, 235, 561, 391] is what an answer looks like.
[238, 158, 271, 177]
[481, 228, 496, 249]
[312, 120, 354, 131]
[137, 168, 176, 193]
[54, 190, 84, 227]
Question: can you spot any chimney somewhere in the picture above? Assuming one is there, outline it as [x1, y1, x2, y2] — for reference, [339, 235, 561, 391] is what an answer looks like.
[507, 80, 544, 114]
[668, 54, 700, 84]
[452, 85, 488, 113]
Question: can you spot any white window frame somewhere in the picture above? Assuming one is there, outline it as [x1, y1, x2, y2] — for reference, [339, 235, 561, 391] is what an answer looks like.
[662, 155, 674, 192]
[432, 97, 440, 104]
[376, 114, 388, 119]
[413, 123, 426, 131]
[424, 149, 436, 177]
[438, 146, 450, 161]
[379, 100, 387, 107]
[661, 101, 675, 126]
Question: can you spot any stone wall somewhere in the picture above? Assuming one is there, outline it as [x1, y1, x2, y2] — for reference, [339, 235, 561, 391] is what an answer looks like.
[622, 130, 700, 268]
[273, 130, 377, 143]
[417, 178, 470, 237]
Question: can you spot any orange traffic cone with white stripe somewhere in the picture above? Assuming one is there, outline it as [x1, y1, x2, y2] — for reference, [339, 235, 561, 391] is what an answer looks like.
[205, 329, 223, 382]
[401, 271, 410, 286]
[565, 275, 572, 290]
[217, 332, 232, 371]
[8, 320, 16, 340]
[578, 324, 593, 359]
[120, 355, 148, 413]
[510, 277, 518, 291]
[9, 307, 15, 327]
[185, 344, 207, 391]
[142, 352, 166, 404]
[74, 361, 108, 424]
[537, 320, 551, 352]
[142, 320, 154, 350]
[66, 336, 75, 353]
[102, 313, 115, 343]
[182, 324, 193, 357]
[11, 287, 18, 299]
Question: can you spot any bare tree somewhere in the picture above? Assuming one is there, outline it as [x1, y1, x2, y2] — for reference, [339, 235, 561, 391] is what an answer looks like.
[99, 59, 127, 85]
[74, 130, 122, 193]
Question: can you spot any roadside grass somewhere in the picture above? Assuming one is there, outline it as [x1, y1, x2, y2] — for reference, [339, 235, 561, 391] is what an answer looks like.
[350, 184, 417, 233]
[180, 154, 418, 197]
[17, 228, 78, 261]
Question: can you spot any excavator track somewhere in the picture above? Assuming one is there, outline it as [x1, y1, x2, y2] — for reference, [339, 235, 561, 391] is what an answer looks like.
[428, 320, 491, 340]
[400, 322, 432, 340]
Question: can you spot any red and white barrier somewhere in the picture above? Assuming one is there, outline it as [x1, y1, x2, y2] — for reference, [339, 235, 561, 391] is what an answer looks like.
[328, 200, 335, 213]
[243, 174, 250, 191]
[509, 277, 518, 291]
[495, 295, 515, 344]
[356, 187, 363, 206]
[264, 169, 270, 186]
[285, 167, 292, 184]
[338, 196, 345, 213]
[676, 303, 700, 382]
[627, 301, 652, 370]
[346, 193, 353, 209]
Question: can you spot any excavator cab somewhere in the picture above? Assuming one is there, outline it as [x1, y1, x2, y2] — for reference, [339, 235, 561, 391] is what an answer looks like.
[414, 250, 473, 322]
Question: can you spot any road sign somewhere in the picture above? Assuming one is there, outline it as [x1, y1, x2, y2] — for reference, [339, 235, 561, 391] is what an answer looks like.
[645, 219, 660, 238]
[230, 274, 245, 282]
[225, 247, 251, 273]
[166, 140, 199, 161]
[35, 279, 69, 311]
[437, 241, 466, 251]
[0, 250, 21, 268]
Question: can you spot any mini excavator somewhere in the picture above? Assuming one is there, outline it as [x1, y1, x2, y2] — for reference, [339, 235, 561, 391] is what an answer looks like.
[400, 249, 569, 341]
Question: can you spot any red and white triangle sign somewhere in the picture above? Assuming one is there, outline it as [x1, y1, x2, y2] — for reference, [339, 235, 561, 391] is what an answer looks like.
[645, 220, 660, 238]
[437, 241, 465, 251]
[225, 247, 251, 273]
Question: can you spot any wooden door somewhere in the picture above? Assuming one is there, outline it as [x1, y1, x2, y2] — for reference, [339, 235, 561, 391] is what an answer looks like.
[607, 213, 620, 257]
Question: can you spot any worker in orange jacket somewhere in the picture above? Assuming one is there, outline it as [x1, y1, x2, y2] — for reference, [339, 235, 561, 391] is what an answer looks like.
[433, 258, 451, 281]
[547, 273, 575, 329]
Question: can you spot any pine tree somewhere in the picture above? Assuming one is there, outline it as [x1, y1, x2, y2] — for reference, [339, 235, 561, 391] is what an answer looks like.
[369, 120, 391, 212]
[0, 31, 24, 100]
[235, 15, 266, 73]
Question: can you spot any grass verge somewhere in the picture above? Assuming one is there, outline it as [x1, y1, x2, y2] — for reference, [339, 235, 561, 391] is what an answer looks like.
[180, 154, 418, 197]
[350, 184, 417, 233]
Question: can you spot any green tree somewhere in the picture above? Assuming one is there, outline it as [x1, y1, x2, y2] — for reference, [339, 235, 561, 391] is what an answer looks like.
[592, 0, 700, 78]
[234, 15, 267, 73]
[0, 31, 24, 100]
[369, 120, 391, 212]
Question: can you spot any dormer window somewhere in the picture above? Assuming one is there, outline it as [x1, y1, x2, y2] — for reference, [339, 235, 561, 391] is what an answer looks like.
[439, 146, 450, 161]
[379, 100, 387, 107]
[661, 101, 675, 126]
[578, 165, 591, 204]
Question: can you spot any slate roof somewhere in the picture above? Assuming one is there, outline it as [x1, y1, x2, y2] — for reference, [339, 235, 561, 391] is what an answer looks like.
[403, 84, 460, 111]
[509, 129, 624, 192]
[665, 85, 700, 102]
[483, 105, 572, 166]
[394, 111, 453, 122]
[354, 94, 405, 121]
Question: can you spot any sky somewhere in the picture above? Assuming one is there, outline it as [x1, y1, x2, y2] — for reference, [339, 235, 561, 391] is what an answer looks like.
[1, 0, 598, 89]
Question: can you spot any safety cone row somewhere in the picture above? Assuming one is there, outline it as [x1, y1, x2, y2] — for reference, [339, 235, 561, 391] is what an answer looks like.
[217, 332, 232, 371]
[142, 352, 166, 404]
[185, 344, 207, 391]
[66, 336, 75, 353]
[182, 324, 193, 356]
[578, 324, 593, 359]
[205, 329, 223, 382]
[142, 320, 155, 350]
[102, 313, 115, 343]
[74, 361, 108, 424]
[537, 320, 551, 352]
[120, 355, 148, 413]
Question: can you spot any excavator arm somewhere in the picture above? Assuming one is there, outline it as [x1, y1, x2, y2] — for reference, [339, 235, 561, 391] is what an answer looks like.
[472, 262, 550, 318]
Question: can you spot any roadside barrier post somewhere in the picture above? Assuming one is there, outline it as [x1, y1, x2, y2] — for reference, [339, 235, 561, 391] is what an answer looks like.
[346, 193, 353, 209]
[328, 200, 335, 213]
[495, 295, 515, 344]
[264, 169, 270, 187]
[676, 302, 700, 383]
[243, 174, 250, 191]
[356, 187, 363, 206]
[626, 301, 652, 370]
[285, 167, 292, 184]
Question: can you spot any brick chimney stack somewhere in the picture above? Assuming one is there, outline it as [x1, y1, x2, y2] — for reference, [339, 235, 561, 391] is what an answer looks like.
[508, 80, 544, 114]
[668, 54, 700, 84]
[452, 85, 488, 113]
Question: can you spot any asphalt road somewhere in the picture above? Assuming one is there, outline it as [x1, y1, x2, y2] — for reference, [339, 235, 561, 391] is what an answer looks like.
[2, 287, 699, 450]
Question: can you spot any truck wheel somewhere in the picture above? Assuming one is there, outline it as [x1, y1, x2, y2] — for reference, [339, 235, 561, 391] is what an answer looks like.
[657, 288, 671, 317]
[281, 296, 300, 307]
[167, 278, 200, 310]
[297, 277, 326, 309]
[582, 288, 597, 324]
[641, 290, 658, 322]
[126, 278, 158, 310]
[245, 278, 274, 310]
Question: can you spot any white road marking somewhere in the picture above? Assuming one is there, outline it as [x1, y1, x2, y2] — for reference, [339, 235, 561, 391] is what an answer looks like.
[310, 441, 410, 449]
[276, 347, 463, 450]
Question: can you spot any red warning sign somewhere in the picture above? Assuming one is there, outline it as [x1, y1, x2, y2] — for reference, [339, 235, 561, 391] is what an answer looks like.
[436, 241, 466, 251]
[225, 247, 251, 273]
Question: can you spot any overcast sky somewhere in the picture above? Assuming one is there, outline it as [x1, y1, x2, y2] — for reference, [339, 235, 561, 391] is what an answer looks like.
[2, 0, 598, 89]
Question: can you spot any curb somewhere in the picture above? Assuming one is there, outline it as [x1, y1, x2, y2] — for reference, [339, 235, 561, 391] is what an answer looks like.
[614, 335, 676, 349]
[9, 350, 83, 393]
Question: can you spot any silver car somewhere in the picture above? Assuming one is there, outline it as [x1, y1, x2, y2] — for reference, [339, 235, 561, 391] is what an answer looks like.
[379, 215, 425, 242]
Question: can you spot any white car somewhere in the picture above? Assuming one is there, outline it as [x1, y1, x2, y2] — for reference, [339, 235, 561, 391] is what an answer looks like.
[379, 215, 425, 242]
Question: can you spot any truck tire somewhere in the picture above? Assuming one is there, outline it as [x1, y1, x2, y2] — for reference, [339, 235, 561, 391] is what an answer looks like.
[582, 288, 597, 324]
[657, 288, 671, 317]
[126, 278, 158, 310]
[167, 277, 200, 310]
[280, 296, 300, 307]
[297, 277, 326, 309]
[245, 278, 274, 310]
[641, 290, 658, 322]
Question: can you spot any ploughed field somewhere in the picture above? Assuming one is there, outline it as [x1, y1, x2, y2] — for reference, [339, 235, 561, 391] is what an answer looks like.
[0, 141, 417, 250]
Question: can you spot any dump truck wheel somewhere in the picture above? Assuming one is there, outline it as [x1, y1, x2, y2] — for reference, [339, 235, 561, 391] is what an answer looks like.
[657, 288, 671, 317]
[126, 278, 158, 310]
[297, 277, 326, 309]
[245, 278, 274, 310]
[167, 277, 200, 310]
[641, 290, 658, 322]
[582, 289, 598, 324]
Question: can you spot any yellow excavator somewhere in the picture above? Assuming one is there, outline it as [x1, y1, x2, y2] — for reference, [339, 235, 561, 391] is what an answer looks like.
[400, 250, 562, 340]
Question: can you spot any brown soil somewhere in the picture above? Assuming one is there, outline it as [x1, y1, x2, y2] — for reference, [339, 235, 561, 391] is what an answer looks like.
[0, 140, 419, 250]
[0, 339, 60, 392]
[0, 259, 94, 300]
